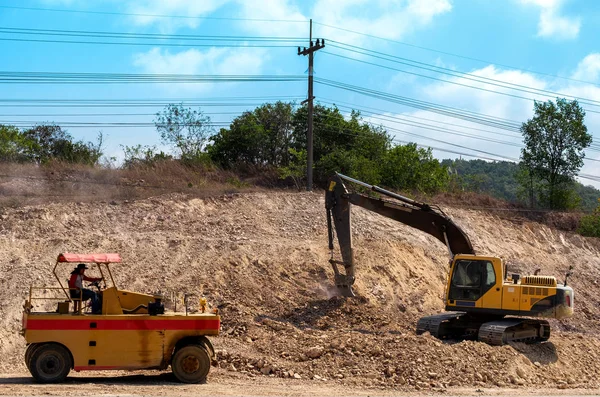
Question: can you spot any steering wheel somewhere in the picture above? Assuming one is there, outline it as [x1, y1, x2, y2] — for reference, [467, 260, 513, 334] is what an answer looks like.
[88, 280, 103, 292]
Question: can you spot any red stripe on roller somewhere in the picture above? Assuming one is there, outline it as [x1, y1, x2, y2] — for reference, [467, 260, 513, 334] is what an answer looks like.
[27, 318, 220, 331]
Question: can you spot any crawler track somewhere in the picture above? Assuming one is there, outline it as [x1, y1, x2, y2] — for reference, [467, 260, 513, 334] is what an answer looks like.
[478, 319, 550, 345]
[417, 313, 551, 345]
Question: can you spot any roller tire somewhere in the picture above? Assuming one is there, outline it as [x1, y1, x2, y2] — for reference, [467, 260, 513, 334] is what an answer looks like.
[28, 343, 72, 383]
[24, 344, 41, 372]
[171, 344, 211, 384]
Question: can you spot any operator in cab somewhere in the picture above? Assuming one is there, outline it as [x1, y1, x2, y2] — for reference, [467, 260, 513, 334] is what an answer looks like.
[68, 263, 102, 314]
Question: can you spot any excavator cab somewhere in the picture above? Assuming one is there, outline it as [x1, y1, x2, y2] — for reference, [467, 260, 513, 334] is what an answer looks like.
[448, 258, 494, 302]
[445, 254, 574, 318]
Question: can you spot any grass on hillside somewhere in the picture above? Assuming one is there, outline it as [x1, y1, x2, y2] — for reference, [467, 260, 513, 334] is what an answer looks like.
[0, 160, 590, 234]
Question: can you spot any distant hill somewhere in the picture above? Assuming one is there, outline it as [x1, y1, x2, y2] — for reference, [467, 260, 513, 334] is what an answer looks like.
[441, 159, 600, 212]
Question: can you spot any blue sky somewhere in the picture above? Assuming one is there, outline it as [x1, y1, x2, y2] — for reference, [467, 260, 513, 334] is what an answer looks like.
[0, 0, 599, 187]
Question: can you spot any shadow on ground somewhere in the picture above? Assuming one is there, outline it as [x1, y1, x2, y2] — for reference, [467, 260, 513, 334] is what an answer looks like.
[510, 341, 559, 365]
[0, 372, 201, 386]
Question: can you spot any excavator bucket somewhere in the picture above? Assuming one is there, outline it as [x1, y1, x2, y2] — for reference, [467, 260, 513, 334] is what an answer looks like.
[337, 286, 355, 297]
[329, 259, 355, 297]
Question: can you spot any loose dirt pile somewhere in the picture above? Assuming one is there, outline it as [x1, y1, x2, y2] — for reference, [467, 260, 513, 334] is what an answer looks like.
[1, 191, 599, 392]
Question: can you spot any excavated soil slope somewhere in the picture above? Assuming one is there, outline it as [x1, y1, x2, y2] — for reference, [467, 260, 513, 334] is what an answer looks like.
[1, 191, 600, 392]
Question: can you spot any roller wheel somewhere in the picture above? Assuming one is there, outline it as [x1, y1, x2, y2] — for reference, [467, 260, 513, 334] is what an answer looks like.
[28, 343, 72, 383]
[171, 344, 211, 383]
[24, 344, 41, 372]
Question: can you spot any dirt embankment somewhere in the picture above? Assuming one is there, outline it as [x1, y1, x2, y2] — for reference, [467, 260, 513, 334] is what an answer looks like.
[1, 191, 599, 393]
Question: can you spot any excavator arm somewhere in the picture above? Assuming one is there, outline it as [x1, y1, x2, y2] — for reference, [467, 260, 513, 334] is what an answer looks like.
[325, 173, 475, 297]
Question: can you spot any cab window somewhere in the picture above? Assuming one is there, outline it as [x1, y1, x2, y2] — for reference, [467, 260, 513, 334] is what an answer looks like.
[484, 261, 496, 289]
[449, 260, 495, 301]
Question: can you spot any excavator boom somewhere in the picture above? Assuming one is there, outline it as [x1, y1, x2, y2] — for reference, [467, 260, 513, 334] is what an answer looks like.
[326, 173, 474, 296]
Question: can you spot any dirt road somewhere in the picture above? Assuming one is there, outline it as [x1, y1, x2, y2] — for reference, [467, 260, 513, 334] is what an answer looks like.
[2, 371, 600, 397]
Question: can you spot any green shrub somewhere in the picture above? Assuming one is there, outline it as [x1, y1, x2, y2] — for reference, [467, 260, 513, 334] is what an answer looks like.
[579, 199, 600, 237]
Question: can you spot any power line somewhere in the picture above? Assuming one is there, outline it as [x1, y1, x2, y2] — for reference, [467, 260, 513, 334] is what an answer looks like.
[2, 121, 233, 128]
[0, 37, 300, 48]
[324, 44, 600, 112]
[0, 5, 308, 23]
[2, 4, 595, 90]
[317, 100, 600, 156]
[319, 104, 523, 147]
[319, 77, 523, 127]
[0, 95, 303, 102]
[5, 26, 598, 109]
[328, 41, 600, 106]
[382, 124, 520, 161]
[4, 25, 596, 110]
[4, 96, 597, 155]
[318, 99, 521, 138]
[0, 26, 305, 48]
[0, 103, 288, 108]
[312, 21, 600, 88]
[3, 94, 598, 168]
[0, 71, 306, 84]
[0, 96, 304, 109]
[0, 27, 305, 41]
[0, 97, 304, 109]
[320, 79, 600, 153]
[316, 78, 523, 131]
[4, 4, 597, 90]
[380, 122, 600, 160]
[318, 98, 522, 137]
[0, 112, 246, 117]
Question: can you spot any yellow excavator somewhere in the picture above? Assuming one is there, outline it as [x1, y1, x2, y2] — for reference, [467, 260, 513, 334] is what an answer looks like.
[326, 173, 574, 345]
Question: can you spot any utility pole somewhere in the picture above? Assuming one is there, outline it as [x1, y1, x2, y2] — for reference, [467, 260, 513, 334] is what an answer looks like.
[298, 19, 324, 191]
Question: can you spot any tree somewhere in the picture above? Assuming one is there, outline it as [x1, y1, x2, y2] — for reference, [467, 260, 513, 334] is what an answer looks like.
[291, 105, 390, 184]
[252, 101, 294, 166]
[0, 124, 31, 162]
[22, 124, 103, 165]
[381, 143, 449, 193]
[277, 148, 307, 189]
[22, 124, 70, 163]
[515, 165, 540, 208]
[317, 149, 383, 185]
[207, 102, 294, 168]
[520, 98, 592, 209]
[155, 104, 213, 163]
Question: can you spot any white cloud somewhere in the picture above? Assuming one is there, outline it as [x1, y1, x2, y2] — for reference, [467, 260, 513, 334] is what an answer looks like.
[519, 0, 581, 40]
[572, 53, 600, 83]
[125, 0, 451, 45]
[234, 0, 307, 37]
[366, 54, 600, 187]
[132, 46, 267, 93]
[126, 0, 230, 32]
[124, 0, 307, 35]
[312, 0, 452, 44]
